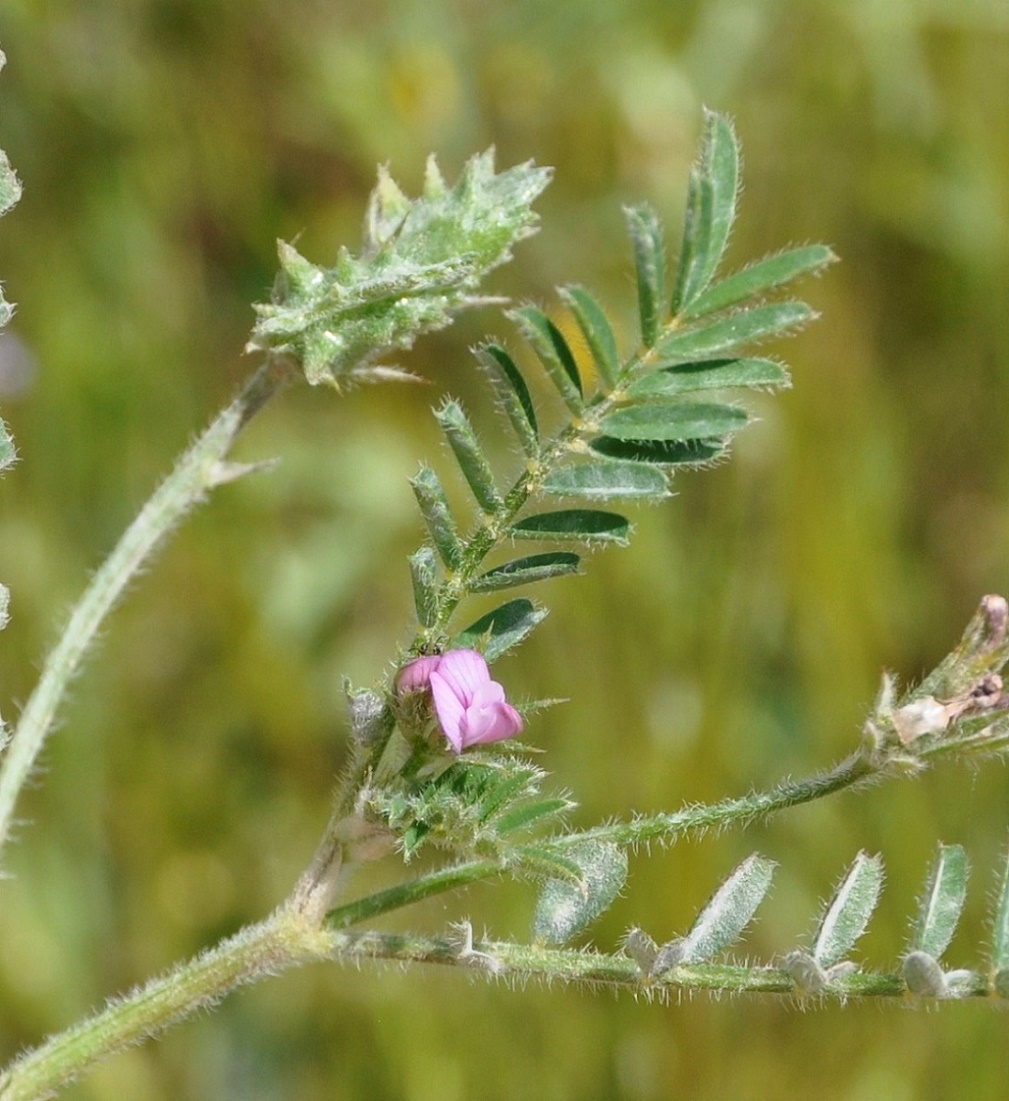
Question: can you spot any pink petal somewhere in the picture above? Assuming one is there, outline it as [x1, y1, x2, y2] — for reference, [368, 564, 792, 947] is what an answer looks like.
[431, 649, 491, 705]
[461, 698, 524, 747]
[429, 668, 467, 752]
[396, 655, 442, 694]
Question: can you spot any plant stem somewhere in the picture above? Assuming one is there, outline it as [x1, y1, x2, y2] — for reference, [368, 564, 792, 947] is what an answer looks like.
[550, 749, 876, 850]
[0, 360, 293, 856]
[325, 858, 503, 929]
[326, 930, 1000, 1000]
[0, 905, 331, 1101]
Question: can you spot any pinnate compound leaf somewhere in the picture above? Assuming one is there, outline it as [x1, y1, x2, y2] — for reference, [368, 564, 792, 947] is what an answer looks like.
[625, 204, 668, 348]
[677, 854, 775, 964]
[655, 301, 814, 364]
[813, 852, 884, 968]
[626, 358, 789, 399]
[598, 401, 748, 442]
[589, 437, 725, 467]
[452, 598, 547, 659]
[533, 840, 628, 944]
[683, 245, 837, 320]
[510, 509, 630, 545]
[541, 459, 670, 501]
[910, 844, 968, 961]
[671, 110, 739, 315]
[509, 306, 583, 412]
[474, 344, 539, 456]
[559, 285, 620, 388]
[248, 150, 551, 386]
[471, 552, 580, 592]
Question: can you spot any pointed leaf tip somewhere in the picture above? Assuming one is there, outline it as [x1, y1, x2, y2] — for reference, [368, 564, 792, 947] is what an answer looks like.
[678, 853, 775, 964]
[671, 110, 740, 315]
[813, 852, 884, 969]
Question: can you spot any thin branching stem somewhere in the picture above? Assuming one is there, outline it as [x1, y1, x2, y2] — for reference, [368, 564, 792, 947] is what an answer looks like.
[550, 750, 876, 849]
[0, 359, 294, 856]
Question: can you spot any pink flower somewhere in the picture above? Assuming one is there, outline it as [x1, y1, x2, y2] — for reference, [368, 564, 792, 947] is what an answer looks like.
[397, 649, 523, 753]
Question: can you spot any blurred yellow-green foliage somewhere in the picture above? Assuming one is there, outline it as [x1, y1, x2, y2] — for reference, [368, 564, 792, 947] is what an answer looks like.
[1, 1, 1009, 1098]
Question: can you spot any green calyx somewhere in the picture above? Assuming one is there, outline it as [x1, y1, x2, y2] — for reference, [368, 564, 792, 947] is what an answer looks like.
[247, 150, 552, 387]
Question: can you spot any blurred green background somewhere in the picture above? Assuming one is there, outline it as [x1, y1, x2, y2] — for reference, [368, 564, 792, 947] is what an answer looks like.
[1, 1, 1009, 1098]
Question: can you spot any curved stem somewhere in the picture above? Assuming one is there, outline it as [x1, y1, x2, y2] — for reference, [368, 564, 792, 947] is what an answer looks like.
[0, 905, 330, 1101]
[0, 360, 293, 855]
[551, 750, 876, 850]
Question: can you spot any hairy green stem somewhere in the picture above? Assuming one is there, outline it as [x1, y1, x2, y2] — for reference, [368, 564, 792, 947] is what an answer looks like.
[327, 930, 1001, 1000]
[552, 750, 876, 849]
[0, 906, 331, 1101]
[0, 360, 292, 856]
[325, 858, 502, 929]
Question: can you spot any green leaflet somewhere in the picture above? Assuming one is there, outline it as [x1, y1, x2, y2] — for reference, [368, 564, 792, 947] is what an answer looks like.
[558, 285, 620, 388]
[683, 245, 837, 320]
[588, 437, 725, 467]
[509, 306, 583, 413]
[532, 840, 628, 944]
[452, 598, 548, 659]
[0, 418, 14, 473]
[471, 552, 580, 593]
[541, 459, 671, 501]
[0, 148, 20, 217]
[909, 844, 968, 961]
[410, 465, 462, 569]
[625, 204, 668, 348]
[991, 843, 1009, 973]
[671, 110, 739, 315]
[515, 845, 590, 886]
[813, 852, 884, 969]
[435, 399, 503, 514]
[676, 854, 775, 964]
[494, 798, 572, 836]
[475, 344, 539, 456]
[598, 401, 748, 442]
[408, 546, 439, 628]
[510, 509, 630, 546]
[655, 301, 814, 364]
[626, 358, 789, 398]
